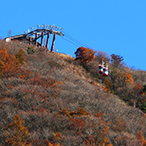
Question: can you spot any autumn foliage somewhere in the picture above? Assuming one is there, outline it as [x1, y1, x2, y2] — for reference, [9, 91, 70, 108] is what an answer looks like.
[0, 40, 146, 145]
[0, 47, 17, 77]
[75, 47, 95, 62]
[136, 131, 146, 146]
[4, 115, 31, 146]
[0, 47, 25, 78]
[104, 79, 112, 92]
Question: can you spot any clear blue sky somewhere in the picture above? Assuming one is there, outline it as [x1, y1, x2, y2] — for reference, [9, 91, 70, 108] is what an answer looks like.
[0, 0, 146, 71]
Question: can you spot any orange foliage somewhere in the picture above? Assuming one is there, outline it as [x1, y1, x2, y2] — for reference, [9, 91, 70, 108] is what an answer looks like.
[106, 144, 113, 146]
[125, 72, 134, 85]
[133, 83, 144, 95]
[113, 118, 127, 132]
[136, 131, 146, 146]
[119, 72, 134, 86]
[4, 115, 31, 146]
[75, 47, 95, 62]
[70, 111, 78, 116]
[94, 112, 103, 117]
[57, 108, 90, 118]
[20, 74, 26, 79]
[70, 118, 85, 134]
[48, 142, 62, 146]
[30, 139, 63, 146]
[77, 107, 90, 116]
[57, 109, 71, 118]
[104, 79, 112, 92]
[0, 47, 17, 73]
[0, 47, 26, 78]
[15, 49, 26, 65]
[53, 132, 62, 140]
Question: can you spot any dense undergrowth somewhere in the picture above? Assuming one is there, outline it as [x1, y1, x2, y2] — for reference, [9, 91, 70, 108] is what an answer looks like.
[0, 39, 146, 145]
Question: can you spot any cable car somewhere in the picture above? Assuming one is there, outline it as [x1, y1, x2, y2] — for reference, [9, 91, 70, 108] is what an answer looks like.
[103, 63, 108, 76]
[99, 60, 104, 74]
[103, 67, 108, 76]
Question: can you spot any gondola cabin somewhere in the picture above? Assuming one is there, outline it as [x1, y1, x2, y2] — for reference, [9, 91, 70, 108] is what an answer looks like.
[99, 64, 103, 74]
[103, 67, 108, 76]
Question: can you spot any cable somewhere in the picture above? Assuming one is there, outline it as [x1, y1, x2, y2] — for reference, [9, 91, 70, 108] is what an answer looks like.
[61, 37, 79, 47]
[63, 31, 86, 47]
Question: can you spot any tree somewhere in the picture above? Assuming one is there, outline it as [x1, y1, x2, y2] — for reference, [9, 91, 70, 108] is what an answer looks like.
[95, 50, 110, 63]
[0, 47, 17, 77]
[115, 72, 134, 88]
[132, 83, 144, 96]
[104, 79, 112, 92]
[75, 47, 95, 62]
[4, 115, 31, 146]
[0, 47, 26, 78]
[15, 49, 26, 65]
[111, 54, 124, 67]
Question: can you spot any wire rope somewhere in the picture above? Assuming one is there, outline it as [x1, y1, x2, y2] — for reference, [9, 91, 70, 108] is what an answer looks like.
[63, 31, 86, 47]
[61, 36, 79, 47]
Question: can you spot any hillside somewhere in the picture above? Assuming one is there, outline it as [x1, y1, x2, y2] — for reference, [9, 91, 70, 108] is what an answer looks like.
[0, 39, 146, 146]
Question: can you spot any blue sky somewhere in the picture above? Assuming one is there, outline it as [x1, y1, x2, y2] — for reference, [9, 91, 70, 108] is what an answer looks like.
[0, 0, 146, 71]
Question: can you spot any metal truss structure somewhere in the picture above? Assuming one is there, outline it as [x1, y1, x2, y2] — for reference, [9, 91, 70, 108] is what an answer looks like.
[5, 24, 64, 52]
[24, 24, 64, 52]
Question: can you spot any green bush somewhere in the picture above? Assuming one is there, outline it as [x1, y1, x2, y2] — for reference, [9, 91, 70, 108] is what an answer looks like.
[142, 102, 146, 113]
[27, 47, 35, 54]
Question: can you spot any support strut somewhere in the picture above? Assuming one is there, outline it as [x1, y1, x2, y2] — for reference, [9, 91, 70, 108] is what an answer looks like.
[46, 32, 50, 49]
[51, 33, 56, 52]
[41, 32, 44, 47]
[35, 33, 37, 47]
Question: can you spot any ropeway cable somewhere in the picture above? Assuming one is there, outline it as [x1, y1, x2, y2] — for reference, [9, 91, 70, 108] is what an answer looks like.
[62, 31, 86, 47]
[61, 36, 80, 47]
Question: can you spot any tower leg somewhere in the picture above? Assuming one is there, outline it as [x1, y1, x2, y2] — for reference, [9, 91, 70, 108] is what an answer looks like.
[46, 32, 50, 50]
[29, 37, 32, 45]
[41, 32, 44, 47]
[51, 33, 56, 52]
[35, 33, 37, 47]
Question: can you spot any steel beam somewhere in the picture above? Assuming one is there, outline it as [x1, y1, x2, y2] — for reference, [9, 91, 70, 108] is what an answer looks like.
[41, 32, 44, 47]
[35, 33, 37, 47]
[29, 37, 32, 45]
[46, 32, 50, 49]
[51, 33, 56, 52]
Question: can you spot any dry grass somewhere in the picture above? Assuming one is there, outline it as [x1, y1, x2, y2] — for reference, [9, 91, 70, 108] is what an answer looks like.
[0, 39, 146, 145]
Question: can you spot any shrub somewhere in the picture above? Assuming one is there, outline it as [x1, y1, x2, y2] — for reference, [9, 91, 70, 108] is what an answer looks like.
[0, 47, 18, 78]
[104, 79, 112, 92]
[27, 47, 35, 54]
[4, 115, 31, 146]
[15, 49, 26, 65]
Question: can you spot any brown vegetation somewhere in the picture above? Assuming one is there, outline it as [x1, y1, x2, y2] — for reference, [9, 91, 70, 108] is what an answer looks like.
[0, 40, 146, 145]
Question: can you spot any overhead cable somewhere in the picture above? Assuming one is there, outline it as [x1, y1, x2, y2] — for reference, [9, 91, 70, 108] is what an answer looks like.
[63, 31, 86, 47]
[61, 37, 79, 47]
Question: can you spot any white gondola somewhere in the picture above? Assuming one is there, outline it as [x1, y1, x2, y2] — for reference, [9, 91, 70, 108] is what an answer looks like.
[99, 64, 103, 74]
[98, 60, 104, 74]
[103, 63, 108, 76]
[103, 67, 108, 76]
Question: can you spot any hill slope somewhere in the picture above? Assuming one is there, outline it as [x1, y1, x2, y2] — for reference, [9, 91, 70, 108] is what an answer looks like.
[0, 40, 146, 146]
